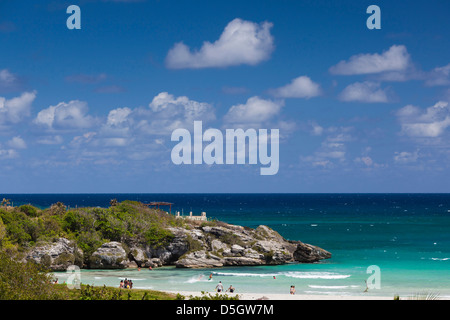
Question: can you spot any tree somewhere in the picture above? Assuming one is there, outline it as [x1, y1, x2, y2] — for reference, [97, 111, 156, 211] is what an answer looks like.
[0, 251, 61, 300]
[1, 198, 11, 208]
[0, 217, 6, 243]
[50, 202, 66, 216]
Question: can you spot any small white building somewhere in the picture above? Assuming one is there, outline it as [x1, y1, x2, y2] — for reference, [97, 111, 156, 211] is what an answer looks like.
[176, 211, 207, 221]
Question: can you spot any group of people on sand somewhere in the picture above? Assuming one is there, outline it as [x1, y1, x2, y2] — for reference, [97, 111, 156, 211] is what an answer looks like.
[290, 285, 296, 295]
[215, 281, 235, 293]
[119, 278, 133, 289]
[208, 273, 235, 293]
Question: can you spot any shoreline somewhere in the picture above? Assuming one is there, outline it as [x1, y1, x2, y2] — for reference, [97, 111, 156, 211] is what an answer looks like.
[165, 290, 450, 300]
[164, 290, 395, 300]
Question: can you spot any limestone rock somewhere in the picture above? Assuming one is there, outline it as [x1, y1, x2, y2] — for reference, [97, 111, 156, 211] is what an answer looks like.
[23, 220, 331, 270]
[224, 256, 264, 266]
[25, 238, 82, 271]
[151, 227, 190, 264]
[175, 250, 224, 268]
[129, 247, 150, 267]
[90, 241, 129, 269]
[292, 241, 332, 262]
[210, 239, 228, 251]
[173, 223, 330, 268]
[231, 244, 245, 255]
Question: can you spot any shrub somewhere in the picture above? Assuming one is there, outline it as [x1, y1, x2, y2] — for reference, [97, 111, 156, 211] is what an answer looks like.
[76, 231, 104, 262]
[0, 251, 61, 300]
[188, 292, 240, 300]
[36, 215, 64, 241]
[219, 233, 246, 247]
[186, 235, 203, 252]
[0, 217, 6, 243]
[79, 284, 123, 300]
[144, 224, 174, 248]
[19, 205, 40, 217]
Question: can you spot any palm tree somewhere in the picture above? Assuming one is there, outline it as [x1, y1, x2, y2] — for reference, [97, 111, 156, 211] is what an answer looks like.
[50, 202, 66, 215]
[1, 198, 11, 208]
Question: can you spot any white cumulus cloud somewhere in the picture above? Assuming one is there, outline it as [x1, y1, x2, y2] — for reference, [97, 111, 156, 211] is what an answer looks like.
[329, 45, 411, 75]
[223, 96, 284, 127]
[270, 76, 322, 99]
[165, 18, 274, 69]
[0, 148, 17, 160]
[394, 150, 419, 164]
[0, 91, 36, 124]
[339, 81, 390, 103]
[138, 92, 216, 134]
[34, 100, 96, 130]
[397, 101, 450, 138]
[424, 63, 450, 87]
[106, 107, 132, 126]
[0, 69, 24, 92]
[7, 136, 27, 149]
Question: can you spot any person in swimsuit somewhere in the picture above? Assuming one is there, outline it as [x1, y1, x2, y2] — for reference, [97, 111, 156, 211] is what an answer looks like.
[216, 281, 223, 292]
[226, 285, 235, 293]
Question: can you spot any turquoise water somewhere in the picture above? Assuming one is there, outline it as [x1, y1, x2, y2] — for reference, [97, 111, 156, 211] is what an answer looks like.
[54, 257, 450, 298]
[8, 193, 450, 298]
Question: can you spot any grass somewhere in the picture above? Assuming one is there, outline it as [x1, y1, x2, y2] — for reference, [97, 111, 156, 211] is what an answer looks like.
[51, 284, 241, 301]
[407, 291, 441, 300]
[52, 283, 179, 300]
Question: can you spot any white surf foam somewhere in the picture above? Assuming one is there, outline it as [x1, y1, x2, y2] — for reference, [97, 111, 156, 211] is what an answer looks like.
[212, 271, 351, 280]
[308, 285, 350, 289]
[283, 272, 351, 280]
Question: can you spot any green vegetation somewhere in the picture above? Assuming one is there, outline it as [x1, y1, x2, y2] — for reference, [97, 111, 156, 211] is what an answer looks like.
[0, 251, 178, 300]
[219, 233, 246, 248]
[0, 200, 186, 266]
[54, 284, 177, 300]
[0, 201, 191, 300]
[0, 251, 60, 300]
[188, 291, 240, 300]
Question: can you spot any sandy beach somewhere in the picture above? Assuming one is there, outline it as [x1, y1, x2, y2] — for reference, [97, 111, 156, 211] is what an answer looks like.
[165, 290, 395, 300]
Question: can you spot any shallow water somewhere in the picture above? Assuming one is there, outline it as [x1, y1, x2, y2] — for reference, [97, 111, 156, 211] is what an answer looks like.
[8, 193, 449, 298]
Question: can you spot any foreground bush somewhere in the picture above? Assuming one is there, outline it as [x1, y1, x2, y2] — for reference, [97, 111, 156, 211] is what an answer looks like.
[188, 291, 240, 300]
[0, 251, 60, 300]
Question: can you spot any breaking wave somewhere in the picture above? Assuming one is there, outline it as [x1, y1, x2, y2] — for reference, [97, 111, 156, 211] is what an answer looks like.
[212, 271, 351, 280]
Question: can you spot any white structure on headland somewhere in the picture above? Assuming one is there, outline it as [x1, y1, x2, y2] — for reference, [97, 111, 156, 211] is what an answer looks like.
[176, 210, 207, 221]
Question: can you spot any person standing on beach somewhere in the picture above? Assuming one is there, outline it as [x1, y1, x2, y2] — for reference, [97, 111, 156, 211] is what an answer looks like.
[290, 285, 296, 295]
[216, 281, 223, 293]
[226, 285, 235, 293]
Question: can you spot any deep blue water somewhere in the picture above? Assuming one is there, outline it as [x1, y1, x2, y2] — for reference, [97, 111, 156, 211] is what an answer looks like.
[5, 193, 450, 297]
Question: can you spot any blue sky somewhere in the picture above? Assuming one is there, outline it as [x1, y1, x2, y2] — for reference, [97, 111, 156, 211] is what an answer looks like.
[0, 0, 449, 193]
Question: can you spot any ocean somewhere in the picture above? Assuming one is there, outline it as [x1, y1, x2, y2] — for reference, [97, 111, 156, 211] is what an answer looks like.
[5, 193, 450, 298]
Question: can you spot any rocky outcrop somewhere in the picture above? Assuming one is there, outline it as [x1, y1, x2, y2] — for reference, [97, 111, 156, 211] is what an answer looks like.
[173, 223, 331, 268]
[149, 228, 190, 265]
[89, 241, 129, 269]
[25, 222, 331, 270]
[291, 241, 332, 262]
[25, 238, 82, 271]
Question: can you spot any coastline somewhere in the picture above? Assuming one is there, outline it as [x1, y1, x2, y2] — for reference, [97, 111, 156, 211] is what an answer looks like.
[165, 290, 450, 300]
[164, 290, 395, 300]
